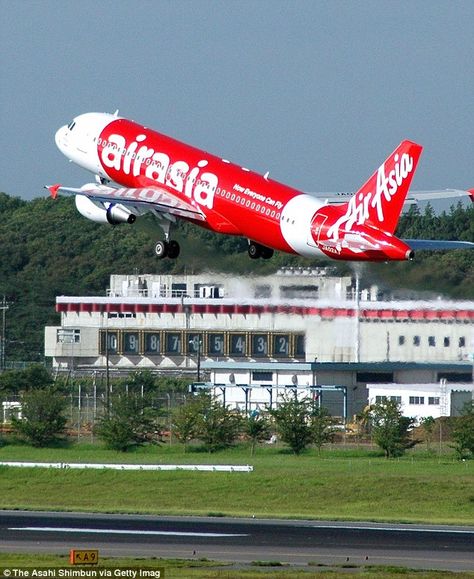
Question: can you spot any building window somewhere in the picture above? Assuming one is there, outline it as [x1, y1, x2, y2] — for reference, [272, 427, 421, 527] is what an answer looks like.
[273, 334, 290, 357]
[295, 335, 306, 358]
[428, 336, 436, 347]
[187, 333, 203, 354]
[123, 332, 139, 354]
[107, 312, 136, 319]
[171, 283, 187, 297]
[357, 372, 394, 383]
[99, 330, 118, 354]
[390, 396, 402, 403]
[252, 334, 268, 357]
[413, 336, 420, 346]
[428, 397, 440, 405]
[57, 329, 80, 344]
[375, 395, 387, 403]
[252, 371, 273, 382]
[280, 284, 319, 299]
[459, 337, 466, 347]
[438, 372, 472, 383]
[208, 333, 225, 355]
[255, 285, 271, 298]
[443, 337, 450, 347]
[165, 332, 182, 355]
[409, 396, 424, 405]
[230, 333, 247, 357]
[398, 335, 405, 346]
[144, 332, 160, 354]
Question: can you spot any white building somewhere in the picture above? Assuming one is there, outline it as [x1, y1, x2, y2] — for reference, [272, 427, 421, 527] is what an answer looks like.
[199, 361, 472, 419]
[367, 381, 472, 419]
[45, 269, 474, 374]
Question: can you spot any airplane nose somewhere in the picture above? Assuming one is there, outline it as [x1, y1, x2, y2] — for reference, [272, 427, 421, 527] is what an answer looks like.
[55, 125, 68, 151]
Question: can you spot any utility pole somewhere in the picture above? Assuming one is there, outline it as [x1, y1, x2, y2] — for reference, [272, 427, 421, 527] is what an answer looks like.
[197, 335, 201, 382]
[105, 328, 110, 414]
[0, 297, 10, 371]
[190, 335, 202, 382]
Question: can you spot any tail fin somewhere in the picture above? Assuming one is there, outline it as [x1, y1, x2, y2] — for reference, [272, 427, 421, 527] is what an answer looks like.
[351, 140, 423, 234]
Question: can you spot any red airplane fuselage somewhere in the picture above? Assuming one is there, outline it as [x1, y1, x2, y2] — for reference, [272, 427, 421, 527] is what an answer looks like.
[54, 112, 423, 262]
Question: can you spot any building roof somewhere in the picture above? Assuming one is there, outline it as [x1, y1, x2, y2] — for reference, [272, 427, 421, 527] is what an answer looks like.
[202, 361, 473, 372]
[55, 295, 474, 321]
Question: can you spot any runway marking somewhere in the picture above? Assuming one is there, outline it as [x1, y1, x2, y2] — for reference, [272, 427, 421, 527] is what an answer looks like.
[9, 527, 248, 538]
[312, 525, 474, 534]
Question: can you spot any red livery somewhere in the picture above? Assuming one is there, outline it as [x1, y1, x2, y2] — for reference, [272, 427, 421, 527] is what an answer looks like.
[49, 112, 473, 260]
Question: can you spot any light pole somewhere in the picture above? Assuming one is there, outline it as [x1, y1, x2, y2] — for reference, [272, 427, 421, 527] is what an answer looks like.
[1, 297, 10, 371]
[190, 335, 202, 382]
[105, 328, 111, 414]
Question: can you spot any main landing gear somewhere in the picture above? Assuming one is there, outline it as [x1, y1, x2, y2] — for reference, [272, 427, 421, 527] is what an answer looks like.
[154, 216, 180, 259]
[248, 241, 274, 260]
[155, 239, 180, 259]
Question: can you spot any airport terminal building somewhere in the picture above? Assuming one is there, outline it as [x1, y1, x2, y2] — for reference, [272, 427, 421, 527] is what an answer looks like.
[44, 268, 473, 417]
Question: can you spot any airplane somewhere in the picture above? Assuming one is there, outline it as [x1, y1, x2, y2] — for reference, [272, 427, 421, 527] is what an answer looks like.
[48, 111, 474, 261]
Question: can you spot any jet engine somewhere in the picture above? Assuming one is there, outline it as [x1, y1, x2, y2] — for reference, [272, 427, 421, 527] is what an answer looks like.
[75, 194, 136, 225]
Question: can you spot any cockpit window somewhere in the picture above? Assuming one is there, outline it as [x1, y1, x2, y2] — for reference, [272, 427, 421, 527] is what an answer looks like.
[67, 121, 76, 131]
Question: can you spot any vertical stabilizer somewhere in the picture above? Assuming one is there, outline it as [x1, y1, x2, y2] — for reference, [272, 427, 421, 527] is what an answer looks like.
[338, 141, 423, 235]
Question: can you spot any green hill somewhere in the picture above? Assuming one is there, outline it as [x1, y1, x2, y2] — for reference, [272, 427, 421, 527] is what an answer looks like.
[0, 192, 472, 361]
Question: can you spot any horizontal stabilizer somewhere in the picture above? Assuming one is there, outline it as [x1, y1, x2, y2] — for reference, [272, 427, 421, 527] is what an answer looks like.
[404, 239, 474, 251]
[309, 188, 473, 207]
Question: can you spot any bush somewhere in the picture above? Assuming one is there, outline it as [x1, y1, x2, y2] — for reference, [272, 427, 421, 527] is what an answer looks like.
[370, 400, 418, 458]
[95, 392, 162, 451]
[11, 387, 67, 447]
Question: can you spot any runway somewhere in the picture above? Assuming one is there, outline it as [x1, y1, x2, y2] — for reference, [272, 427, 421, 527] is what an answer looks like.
[1, 511, 473, 572]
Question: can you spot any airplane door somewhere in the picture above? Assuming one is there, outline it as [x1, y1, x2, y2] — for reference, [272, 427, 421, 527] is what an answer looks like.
[307, 213, 328, 248]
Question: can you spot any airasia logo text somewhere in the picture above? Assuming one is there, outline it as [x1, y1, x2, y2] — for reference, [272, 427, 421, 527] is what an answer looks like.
[327, 153, 413, 240]
[98, 132, 218, 209]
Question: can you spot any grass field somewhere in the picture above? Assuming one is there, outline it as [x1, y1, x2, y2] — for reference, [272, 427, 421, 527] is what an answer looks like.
[0, 442, 473, 524]
[0, 552, 473, 579]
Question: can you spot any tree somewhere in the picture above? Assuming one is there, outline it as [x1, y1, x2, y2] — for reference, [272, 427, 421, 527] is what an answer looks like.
[370, 400, 417, 458]
[420, 416, 436, 452]
[197, 394, 242, 453]
[0, 192, 471, 363]
[450, 402, 474, 460]
[171, 396, 206, 452]
[0, 364, 53, 396]
[124, 369, 157, 393]
[95, 392, 161, 452]
[244, 412, 271, 456]
[270, 394, 314, 455]
[310, 405, 336, 454]
[11, 387, 67, 447]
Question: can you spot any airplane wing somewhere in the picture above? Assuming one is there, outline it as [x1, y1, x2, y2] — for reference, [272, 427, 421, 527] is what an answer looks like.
[403, 239, 474, 251]
[307, 188, 473, 206]
[46, 183, 206, 222]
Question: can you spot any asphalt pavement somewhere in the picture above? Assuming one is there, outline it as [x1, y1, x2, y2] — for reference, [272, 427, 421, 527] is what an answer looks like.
[1, 511, 473, 572]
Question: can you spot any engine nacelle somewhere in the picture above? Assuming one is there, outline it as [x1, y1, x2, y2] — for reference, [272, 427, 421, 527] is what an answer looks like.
[75, 195, 136, 225]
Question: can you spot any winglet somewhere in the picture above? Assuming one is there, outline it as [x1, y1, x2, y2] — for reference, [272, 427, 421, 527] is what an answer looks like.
[468, 188, 474, 203]
[46, 184, 61, 199]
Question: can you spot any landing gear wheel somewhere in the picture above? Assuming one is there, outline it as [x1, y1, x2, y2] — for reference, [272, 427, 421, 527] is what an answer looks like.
[167, 240, 180, 259]
[248, 242, 261, 259]
[155, 240, 181, 259]
[155, 241, 168, 259]
[248, 242, 273, 260]
[261, 247, 274, 259]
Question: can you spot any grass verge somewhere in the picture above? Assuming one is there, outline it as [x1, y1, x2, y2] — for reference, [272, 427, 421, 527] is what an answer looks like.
[0, 553, 473, 578]
[0, 442, 473, 524]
